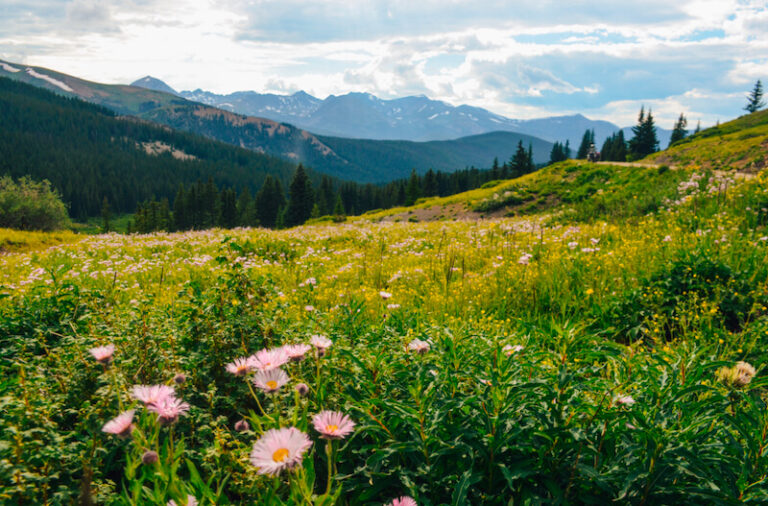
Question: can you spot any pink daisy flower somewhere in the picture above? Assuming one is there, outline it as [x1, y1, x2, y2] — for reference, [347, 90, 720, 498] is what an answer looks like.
[102, 410, 135, 438]
[89, 344, 115, 364]
[310, 335, 333, 350]
[225, 357, 253, 376]
[250, 427, 313, 475]
[148, 396, 190, 425]
[282, 344, 312, 362]
[132, 385, 176, 407]
[615, 395, 636, 407]
[312, 410, 356, 440]
[167, 496, 198, 506]
[379, 291, 392, 299]
[386, 497, 417, 506]
[252, 368, 290, 393]
[503, 344, 524, 356]
[248, 348, 290, 371]
[408, 339, 430, 354]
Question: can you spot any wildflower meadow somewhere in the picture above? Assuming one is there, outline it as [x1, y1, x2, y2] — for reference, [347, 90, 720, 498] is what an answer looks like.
[2, 164, 768, 504]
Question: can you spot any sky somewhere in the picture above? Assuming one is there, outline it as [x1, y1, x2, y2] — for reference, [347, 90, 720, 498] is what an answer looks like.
[1, 0, 767, 128]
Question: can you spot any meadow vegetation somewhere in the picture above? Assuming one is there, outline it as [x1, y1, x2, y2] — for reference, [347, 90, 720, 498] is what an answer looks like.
[2, 114, 768, 504]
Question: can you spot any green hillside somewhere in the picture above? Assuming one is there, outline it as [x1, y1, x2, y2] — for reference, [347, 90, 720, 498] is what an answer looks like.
[363, 109, 768, 223]
[318, 130, 553, 181]
[648, 109, 768, 170]
[0, 77, 298, 218]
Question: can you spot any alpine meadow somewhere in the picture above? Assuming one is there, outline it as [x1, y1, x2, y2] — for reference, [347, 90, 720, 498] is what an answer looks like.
[1, 2, 768, 505]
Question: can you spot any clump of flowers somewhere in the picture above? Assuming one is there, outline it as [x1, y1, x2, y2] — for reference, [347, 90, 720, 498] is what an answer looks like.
[408, 339, 430, 354]
[102, 410, 135, 439]
[89, 344, 115, 365]
[615, 395, 635, 407]
[250, 427, 313, 475]
[503, 344, 524, 356]
[312, 411, 356, 440]
[717, 361, 756, 388]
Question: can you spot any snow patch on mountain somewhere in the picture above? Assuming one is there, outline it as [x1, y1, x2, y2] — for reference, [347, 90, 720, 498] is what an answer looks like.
[26, 68, 73, 92]
[1, 62, 20, 73]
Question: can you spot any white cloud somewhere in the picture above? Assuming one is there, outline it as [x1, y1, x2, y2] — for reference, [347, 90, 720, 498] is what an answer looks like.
[0, 0, 765, 125]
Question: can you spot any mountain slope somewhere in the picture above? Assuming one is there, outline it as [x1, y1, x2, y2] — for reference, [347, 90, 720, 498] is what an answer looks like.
[317, 131, 553, 181]
[1, 60, 554, 182]
[0, 76, 299, 218]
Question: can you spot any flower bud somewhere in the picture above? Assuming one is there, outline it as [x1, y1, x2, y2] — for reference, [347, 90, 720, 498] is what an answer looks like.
[295, 383, 310, 397]
[142, 450, 159, 465]
[234, 419, 250, 432]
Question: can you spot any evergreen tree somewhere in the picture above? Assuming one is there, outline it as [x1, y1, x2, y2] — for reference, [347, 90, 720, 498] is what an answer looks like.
[564, 140, 571, 159]
[549, 142, 565, 165]
[745, 80, 765, 114]
[527, 143, 535, 172]
[405, 169, 420, 206]
[577, 129, 595, 159]
[332, 194, 345, 216]
[423, 169, 438, 196]
[668, 113, 688, 147]
[219, 188, 238, 228]
[172, 184, 189, 231]
[509, 141, 529, 178]
[694, 120, 701, 135]
[491, 158, 500, 179]
[628, 106, 659, 159]
[255, 175, 285, 229]
[284, 164, 314, 227]
[100, 197, 111, 233]
[613, 130, 627, 161]
[317, 176, 335, 216]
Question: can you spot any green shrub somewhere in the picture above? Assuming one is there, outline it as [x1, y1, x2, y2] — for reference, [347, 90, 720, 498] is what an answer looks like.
[0, 176, 70, 231]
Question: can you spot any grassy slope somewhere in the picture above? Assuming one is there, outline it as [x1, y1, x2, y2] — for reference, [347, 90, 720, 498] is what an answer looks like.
[361, 109, 768, 222]
[647, 108, 768, 170]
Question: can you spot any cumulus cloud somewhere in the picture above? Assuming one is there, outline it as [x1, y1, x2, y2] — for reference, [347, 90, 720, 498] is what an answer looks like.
[0, 0, 765, 126]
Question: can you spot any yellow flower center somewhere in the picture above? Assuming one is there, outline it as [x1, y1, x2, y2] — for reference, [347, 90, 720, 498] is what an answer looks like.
[326, 424, 338, 433]
[272, 448, 290, 462]
[266, 381, 278, 389]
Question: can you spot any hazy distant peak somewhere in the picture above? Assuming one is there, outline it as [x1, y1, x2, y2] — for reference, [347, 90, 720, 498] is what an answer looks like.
[131, 76, 178, 95]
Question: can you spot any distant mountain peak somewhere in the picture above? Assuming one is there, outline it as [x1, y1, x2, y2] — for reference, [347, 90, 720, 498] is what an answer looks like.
[131, 76, 178, 95]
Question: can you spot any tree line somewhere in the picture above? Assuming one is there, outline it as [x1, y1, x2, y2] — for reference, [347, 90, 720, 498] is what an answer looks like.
[127, 146, 539, 233]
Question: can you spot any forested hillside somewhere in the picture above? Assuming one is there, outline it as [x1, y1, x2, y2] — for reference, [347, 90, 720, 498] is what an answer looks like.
[0, 61, 553, 183]
[0, 77, 298, 218]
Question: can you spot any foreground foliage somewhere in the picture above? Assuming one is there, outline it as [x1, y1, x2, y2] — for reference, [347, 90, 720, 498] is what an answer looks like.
[1, 166, 768, 504]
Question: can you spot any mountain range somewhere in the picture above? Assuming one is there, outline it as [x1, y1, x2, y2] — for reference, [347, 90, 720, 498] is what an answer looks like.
[0, 60, 556, 182]
[139, 77, 670, 148]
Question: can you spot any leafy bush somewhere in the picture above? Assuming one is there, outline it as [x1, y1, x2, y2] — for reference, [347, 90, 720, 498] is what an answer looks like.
[603, 251, 764, 341]
[0, 176, 70, 231]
